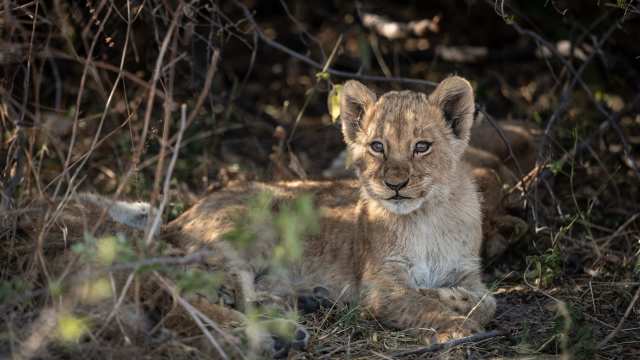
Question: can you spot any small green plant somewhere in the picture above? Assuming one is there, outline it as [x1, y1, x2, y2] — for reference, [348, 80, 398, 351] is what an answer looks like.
[72, 233, 136, 266]
[273, 194, 320, 264]
[167, 201, 185, 222]
[0, 278, 32, 303]
[224, 190, 320, 266]
[526, 245, 562, 287]
[175, 268, 223, 299]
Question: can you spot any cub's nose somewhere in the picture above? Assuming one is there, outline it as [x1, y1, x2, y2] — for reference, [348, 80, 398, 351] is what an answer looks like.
[384, 179, 409, 191]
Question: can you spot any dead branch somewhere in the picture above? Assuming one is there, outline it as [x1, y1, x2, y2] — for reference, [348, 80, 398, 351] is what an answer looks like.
[186, 48, 220, 127]
[392, 330, 508, 357]
[144, 104, 187, 246]
[234, 0, 437, 87]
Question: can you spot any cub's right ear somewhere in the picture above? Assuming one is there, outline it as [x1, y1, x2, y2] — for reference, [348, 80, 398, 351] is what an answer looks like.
[340, 80, 376, 145]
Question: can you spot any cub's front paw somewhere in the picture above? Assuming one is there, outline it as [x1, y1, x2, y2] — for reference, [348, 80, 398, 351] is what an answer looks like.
[248, 319, 310, 359]
[437, 288, 496, 325]
[421, 317, 482, 344]
[437, 288, 476, 316]
[297, 286, 333, 314]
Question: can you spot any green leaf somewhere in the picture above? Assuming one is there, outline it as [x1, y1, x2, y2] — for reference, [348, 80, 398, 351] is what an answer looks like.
[327, 84, 343, 123]
[315, 71, 330, 81]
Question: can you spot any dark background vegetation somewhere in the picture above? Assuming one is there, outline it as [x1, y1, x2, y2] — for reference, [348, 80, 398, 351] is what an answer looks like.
[1, 0, 639, 359]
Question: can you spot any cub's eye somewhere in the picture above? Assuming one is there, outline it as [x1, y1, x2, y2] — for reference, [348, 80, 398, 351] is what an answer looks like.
[414, 141, 432, 154]
[370, 141, 384, 153]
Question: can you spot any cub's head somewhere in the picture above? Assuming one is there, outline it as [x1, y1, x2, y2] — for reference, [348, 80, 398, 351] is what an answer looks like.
[340, 76, 475, 214]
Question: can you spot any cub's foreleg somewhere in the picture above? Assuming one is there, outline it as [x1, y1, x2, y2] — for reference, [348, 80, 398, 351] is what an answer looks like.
[359, 268, 483, 343]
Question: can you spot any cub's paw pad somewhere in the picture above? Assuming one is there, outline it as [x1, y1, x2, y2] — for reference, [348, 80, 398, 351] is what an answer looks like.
[271, 337, 290, 359]
[270, 324, 310, 358]
[297, 286, 332, 314]
[291, 326, 310, 350]
[257, 320, 310, 358]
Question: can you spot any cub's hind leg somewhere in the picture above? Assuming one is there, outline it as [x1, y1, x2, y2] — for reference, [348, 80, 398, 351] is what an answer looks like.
[164, 235, 311, 358]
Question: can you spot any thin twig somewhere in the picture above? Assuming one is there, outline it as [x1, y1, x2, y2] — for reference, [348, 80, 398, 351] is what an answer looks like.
[392, 330, 508, 357]
[598, 286, 640, 348]
[287, 34, 343, 147]
[144, 104, 188, 246]
[186, 49, 221, 127]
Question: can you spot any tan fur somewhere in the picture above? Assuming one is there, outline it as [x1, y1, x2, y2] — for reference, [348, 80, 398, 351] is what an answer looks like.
[166, 76, 497, 342]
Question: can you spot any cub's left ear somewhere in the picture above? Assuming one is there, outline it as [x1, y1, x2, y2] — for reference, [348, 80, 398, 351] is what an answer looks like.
[429, 76, 475, 145]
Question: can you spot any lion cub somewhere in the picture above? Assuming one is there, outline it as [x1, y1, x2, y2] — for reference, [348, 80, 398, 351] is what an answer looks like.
[166, 76, 496, 344]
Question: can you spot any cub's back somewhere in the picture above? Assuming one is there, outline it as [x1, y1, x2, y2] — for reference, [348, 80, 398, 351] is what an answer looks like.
[164, 179, 360, 249]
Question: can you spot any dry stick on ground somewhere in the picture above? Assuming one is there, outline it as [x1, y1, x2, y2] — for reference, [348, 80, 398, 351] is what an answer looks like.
[598, 285, 640, 348]
[392, 330, 508, 357]
[234, 0, 437, 87]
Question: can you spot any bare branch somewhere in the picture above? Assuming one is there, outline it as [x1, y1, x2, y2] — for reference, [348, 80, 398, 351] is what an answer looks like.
[234, 0, 437, 87]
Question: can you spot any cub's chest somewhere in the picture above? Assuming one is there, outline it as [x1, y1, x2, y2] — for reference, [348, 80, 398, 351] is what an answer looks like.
[393, 216, 471, 289]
